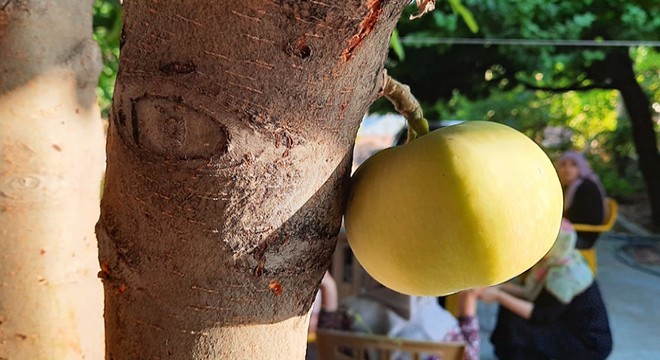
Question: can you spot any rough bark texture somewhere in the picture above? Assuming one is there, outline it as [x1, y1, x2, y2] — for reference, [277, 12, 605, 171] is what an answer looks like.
[606, 51, 660, 227]
[98, 1, 408, 358]
[0, 0, 105, 359]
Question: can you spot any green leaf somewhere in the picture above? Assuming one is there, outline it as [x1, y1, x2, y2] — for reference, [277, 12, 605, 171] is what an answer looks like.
[390, 28, 405, 61]
[448, 0, 479, 33]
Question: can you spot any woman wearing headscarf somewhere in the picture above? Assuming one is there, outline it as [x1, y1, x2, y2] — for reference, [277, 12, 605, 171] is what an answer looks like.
[556, 151, 608, 249]
[480, 220, 612, 360]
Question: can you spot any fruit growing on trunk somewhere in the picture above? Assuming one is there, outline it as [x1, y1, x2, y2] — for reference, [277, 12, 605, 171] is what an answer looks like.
[345, 121, 563, 295]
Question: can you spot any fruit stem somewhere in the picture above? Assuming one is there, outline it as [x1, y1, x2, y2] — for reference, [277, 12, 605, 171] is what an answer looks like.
[381, 71, 429, 143]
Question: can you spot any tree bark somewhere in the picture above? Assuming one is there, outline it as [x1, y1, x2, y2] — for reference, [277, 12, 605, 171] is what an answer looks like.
[0, 1, 105, 359]
[98, 1, 408, 358]
[606, 51, 660, 227]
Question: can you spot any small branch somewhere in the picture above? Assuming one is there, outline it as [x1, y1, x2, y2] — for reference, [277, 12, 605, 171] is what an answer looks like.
[381, 71, 429, 144]
[520, 79, 615, 93]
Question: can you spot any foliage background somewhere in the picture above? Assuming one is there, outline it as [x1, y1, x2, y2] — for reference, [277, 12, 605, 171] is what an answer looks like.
[93, 0, 121, 117]
[381, 1, 659, 198]
[92, 1, 658, 198]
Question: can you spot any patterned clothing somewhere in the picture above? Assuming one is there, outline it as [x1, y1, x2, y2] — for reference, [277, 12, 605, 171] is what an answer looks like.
[444, 316, 480, 360]
[524, 227, 593, 304]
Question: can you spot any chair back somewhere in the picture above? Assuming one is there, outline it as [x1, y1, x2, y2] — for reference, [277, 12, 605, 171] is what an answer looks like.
[316, 330, 465, 360]
[571, 198, 618, 233]
[572, 198, 618, 275]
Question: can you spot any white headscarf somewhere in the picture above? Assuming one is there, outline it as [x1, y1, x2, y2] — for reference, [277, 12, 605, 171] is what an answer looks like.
[524, 220, 594, 304]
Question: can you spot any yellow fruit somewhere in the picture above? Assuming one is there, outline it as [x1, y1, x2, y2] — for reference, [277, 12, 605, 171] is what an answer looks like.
[345, 121, 563, 296]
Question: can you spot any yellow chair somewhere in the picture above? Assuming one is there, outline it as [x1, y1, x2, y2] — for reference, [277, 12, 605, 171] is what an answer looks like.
[316, 329, 465, 360]
[573, 198, 618, 275]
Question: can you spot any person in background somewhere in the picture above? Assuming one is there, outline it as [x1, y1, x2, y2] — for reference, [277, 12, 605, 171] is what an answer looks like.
[308, 271, 342, 335]
[340, 273, 481, 360]
[556, 151, 607, 249]
[479, 219, 612, 360]
[307, 271, 344, 360]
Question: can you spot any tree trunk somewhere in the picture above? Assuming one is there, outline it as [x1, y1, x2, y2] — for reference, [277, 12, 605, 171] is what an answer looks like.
[607, 51, 660, 227]
[0, 1, 105, 359]
[98, 1, 407, 358]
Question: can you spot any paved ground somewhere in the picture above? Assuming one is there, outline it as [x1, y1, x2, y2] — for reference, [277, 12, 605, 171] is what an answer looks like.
[478, 227, 660, 359]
